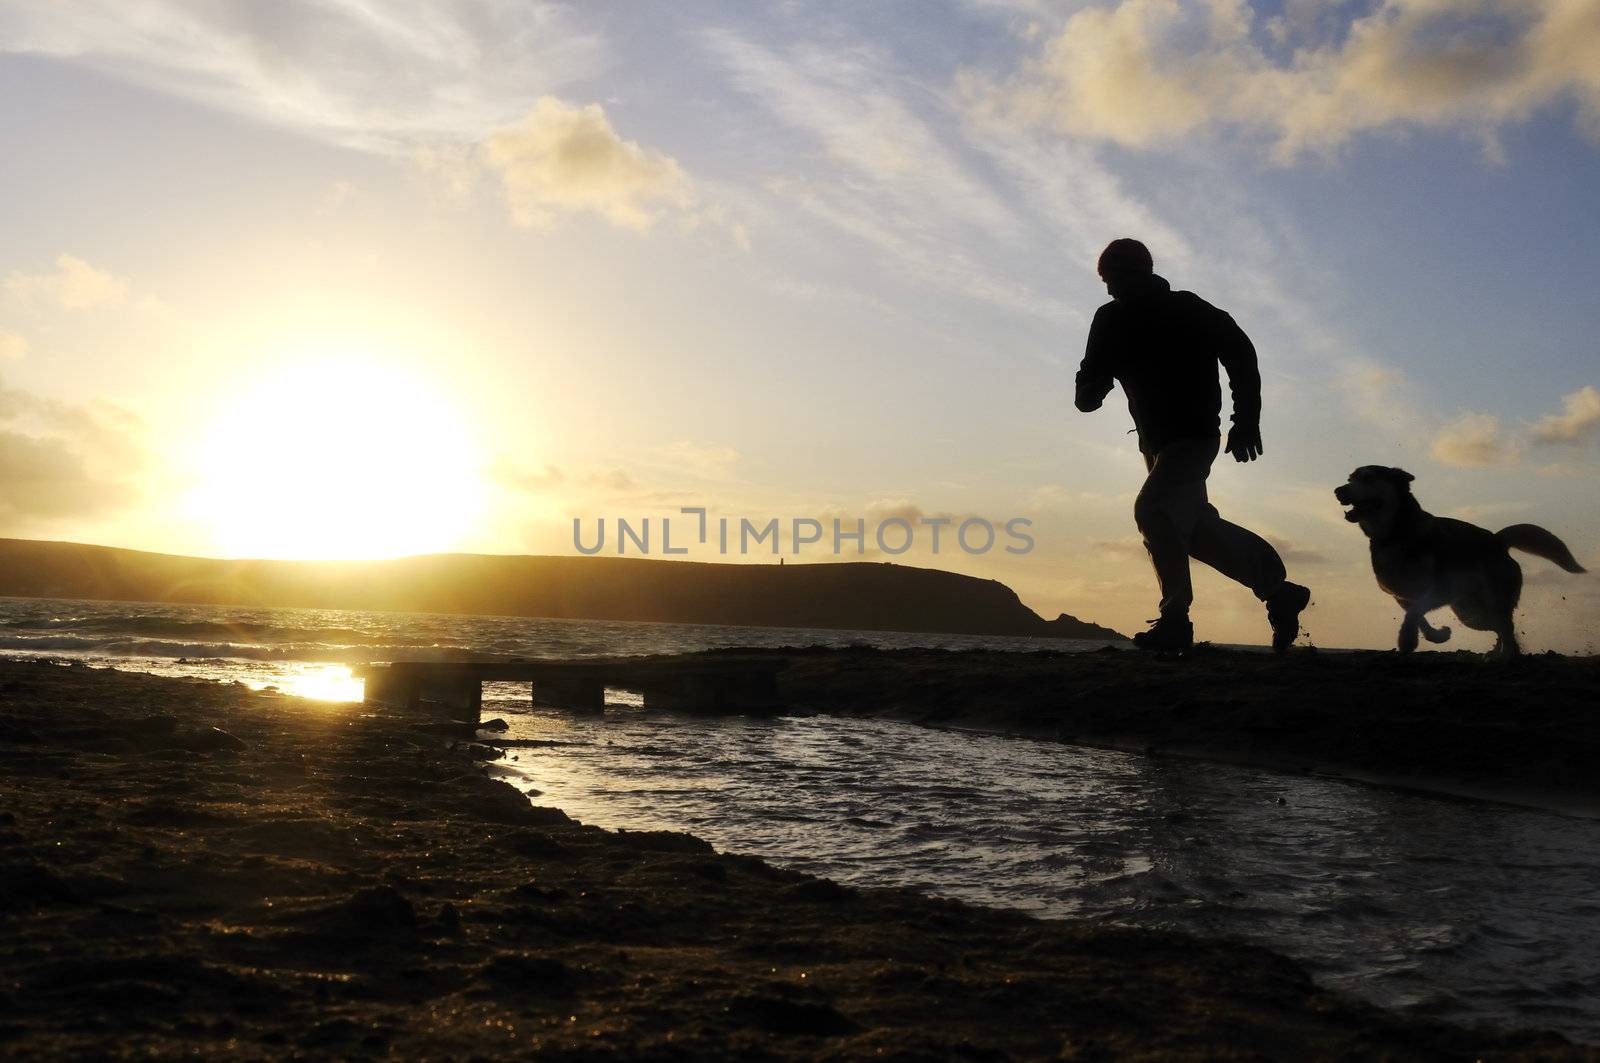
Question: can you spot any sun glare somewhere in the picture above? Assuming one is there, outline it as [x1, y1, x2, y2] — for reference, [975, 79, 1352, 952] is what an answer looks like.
[186, 359, 485, 559]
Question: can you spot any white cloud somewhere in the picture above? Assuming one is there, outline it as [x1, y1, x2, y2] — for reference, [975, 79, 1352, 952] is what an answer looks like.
[318, 179, 359, 215]
[1415, 386, 1600, 470]
[1339, 360, 1422, 430]
[483, 97, 695, 230]
[587, 468, 636, 493]
[487, 457, 565, 493]
[0, 0, 604, 152]
[1429, 410, 1518, 467]
[6, 255, 129, 310]
[0, 330, 27, 359]
[968, 0, 1600, 160]
[1348, 363, 1404, 400]
[657, 440, 741, 479]
[0, 377, 145, 524]
[0, 7, 738, 240]
[1530, 384, 1600, 445]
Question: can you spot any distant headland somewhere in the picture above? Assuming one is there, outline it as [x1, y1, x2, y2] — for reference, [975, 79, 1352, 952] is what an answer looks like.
[0, 539, 1125, 642]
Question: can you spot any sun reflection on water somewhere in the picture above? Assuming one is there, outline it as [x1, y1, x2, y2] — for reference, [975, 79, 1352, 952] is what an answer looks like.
[252, 664, 365, 703]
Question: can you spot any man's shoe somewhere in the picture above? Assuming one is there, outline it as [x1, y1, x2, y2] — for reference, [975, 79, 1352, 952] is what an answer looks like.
[1266, 582, 1312, 653]
[1132, 615, 1193, 652]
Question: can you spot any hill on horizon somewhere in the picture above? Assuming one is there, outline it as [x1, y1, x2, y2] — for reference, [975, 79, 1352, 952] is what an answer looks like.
[0, 538, 1126, 642]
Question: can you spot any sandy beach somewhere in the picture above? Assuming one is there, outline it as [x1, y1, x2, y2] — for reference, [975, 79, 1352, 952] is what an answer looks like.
[1, 656, 1590, 1059]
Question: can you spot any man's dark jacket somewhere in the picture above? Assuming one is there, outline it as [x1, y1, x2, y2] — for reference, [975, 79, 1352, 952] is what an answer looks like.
[1075, 274, 1260, 455]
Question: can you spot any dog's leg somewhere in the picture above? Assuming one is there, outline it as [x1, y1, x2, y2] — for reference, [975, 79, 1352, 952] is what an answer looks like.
[1397, 611, 1421, 653]
[1417, 615, 1452, 644]
[1489, 620, 1521, 662]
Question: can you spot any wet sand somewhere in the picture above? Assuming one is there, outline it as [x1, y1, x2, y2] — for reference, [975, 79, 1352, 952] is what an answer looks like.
[0, 658, 1590, 1059]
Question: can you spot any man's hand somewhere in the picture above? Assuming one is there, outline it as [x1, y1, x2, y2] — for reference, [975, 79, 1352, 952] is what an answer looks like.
[1226, 422, 1262, 462]
[1075, 370, 1113, 413]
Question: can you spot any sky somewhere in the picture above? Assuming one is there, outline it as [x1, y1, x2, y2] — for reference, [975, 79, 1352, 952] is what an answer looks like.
[1, 0, 1598, 652]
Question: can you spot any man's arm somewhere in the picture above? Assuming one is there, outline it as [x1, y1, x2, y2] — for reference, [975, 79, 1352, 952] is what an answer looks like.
[1213, 308, 1262, 461]
[1075, 306, 1115, 412]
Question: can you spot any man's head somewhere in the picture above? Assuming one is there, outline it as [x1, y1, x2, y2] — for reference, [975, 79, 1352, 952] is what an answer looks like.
[1097, 238, 1153, 301]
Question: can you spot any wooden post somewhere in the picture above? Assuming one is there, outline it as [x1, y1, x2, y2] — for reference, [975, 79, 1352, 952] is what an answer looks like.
[419, 673, 481, 724]
[363, 665, 422, 712]
[365, 658, 780, 719]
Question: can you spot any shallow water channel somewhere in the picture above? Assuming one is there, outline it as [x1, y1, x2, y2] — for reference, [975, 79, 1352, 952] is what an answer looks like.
[488, 691, 1600, 1043]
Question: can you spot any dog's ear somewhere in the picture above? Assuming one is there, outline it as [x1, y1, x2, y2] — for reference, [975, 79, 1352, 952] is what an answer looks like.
[1389, 467, 1414, 484]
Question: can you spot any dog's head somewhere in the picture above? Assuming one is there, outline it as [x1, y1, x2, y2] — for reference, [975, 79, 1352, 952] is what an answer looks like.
[1335, 466, 1415, 539]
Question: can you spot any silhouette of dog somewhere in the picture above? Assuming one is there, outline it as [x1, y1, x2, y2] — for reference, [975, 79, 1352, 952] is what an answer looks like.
[1335, 466, 1585, 659]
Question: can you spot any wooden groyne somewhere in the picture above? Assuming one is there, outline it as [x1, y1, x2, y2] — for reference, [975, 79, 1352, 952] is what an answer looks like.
[358, 655, 783, 723]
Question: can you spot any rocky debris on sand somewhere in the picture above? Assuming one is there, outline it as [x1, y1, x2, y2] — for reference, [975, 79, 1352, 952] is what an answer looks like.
[726, 993, 859, 1037]
[332, 885, 416, 931]
[182, 726, 246, 753]
[479, 952, 572, 991]
[613, 829, 715, 854]
[0, 864, 82, 909]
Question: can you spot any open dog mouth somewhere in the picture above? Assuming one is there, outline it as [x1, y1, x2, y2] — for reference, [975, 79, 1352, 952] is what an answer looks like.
[1334, 485, 1380, 522]
[1339, 496, 1380, 522]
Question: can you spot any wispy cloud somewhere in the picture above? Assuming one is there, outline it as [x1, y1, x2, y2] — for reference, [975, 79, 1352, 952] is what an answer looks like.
[959, 123, 1194, 281]
[5, 255, 128, 311]
[487, 457, 565, 494]
[763, 174, 1074, 321]
[656, 440, 741, 480]
[1447, 500, 1530, 523]
[709, 30, 1019, 230]
[1264, 534, 1328, 566]
[1339, 361, 1422, 432]
[1087, 534, 1149, 561]
[0, 0, 605, 152]
[0, 330, 27, 360]
[703, 28, 1093, 321]
[966, 0, 1600, 161]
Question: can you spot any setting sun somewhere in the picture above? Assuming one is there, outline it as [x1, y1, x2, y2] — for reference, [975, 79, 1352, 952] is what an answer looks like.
[184, 359, 484, 559]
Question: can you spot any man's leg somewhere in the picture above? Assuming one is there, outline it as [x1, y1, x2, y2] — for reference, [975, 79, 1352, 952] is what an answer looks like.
[1133, 437, 1217, 622]
[1188, 511, 1286, 602]
[1187, 482, 1311, 653]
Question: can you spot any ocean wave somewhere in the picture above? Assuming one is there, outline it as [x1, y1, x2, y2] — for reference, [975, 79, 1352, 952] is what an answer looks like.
[0, 634, 492, 664]
[0, 614, 451, 647]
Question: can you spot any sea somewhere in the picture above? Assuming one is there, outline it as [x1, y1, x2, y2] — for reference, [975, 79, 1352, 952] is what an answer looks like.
[4, 595, 1598, 1043]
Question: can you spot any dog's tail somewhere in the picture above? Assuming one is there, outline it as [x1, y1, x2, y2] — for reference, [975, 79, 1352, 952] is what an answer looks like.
[1418, 616, 1452, 644]
[1497, 524, 1587, 573]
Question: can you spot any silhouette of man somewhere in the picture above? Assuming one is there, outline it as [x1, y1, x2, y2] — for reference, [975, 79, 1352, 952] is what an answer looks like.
[1076, 238, 1310, 652]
